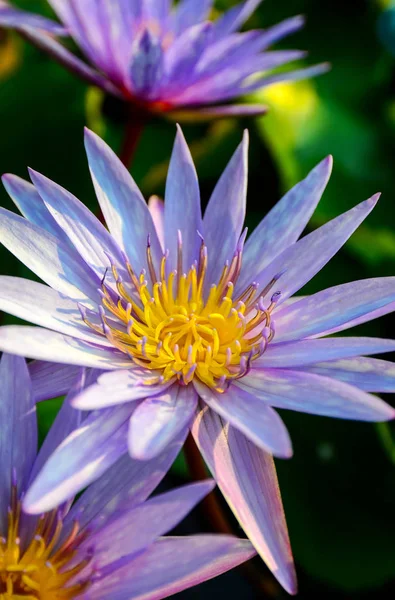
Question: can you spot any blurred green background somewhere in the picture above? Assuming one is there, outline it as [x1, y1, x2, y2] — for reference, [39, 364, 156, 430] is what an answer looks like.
[2, 0, 395, 598]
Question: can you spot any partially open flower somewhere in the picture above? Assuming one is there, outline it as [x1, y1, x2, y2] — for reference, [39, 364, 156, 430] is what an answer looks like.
[0, 353, 255, 599]
[0, 0, 328, 120]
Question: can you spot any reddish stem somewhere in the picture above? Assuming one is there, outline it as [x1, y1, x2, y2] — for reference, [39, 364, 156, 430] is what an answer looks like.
[184, 433, 233, 534]
[96, 110, 148, 222]
[119, 115, 147, 169]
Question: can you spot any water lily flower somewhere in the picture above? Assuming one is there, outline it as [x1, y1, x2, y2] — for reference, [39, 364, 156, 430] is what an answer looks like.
[0, 353, 255, 599]
[0, 0, 328, 120]
[1, 127, 395, 594]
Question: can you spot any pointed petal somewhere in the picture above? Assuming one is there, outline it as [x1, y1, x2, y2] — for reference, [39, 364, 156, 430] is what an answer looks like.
[253, 15, 305, 49]
[171, 50, 306, 105]
[195, 30, 270, 79]
[172, 0, 213, 34]
[198, 16, 305, 78]
[241, 63, 331, 94]
[20, 28, 120, 96]
[88, 536, 255, 600]
[0, 326, 130, 369]
[47, 0, 117, 73]
[312, 302, 395, 337]
[303, 357, 395, 393]
[0, 207, 100, 308]
[23, 404, 134, 514]
[239, 157, 333, 289]
[71, 369, 174, 409]
[260, 337, 395, 368]
[247, 194, 379, 303]
[129, 29, 164, 98]
[195, 381, 292, 458]
[239, 368, 395, 421]
[0, 2, 67, 35]
[164, 126, 202, 271]
[86, 481, 215, 568]
[128, 384, 197, 460]
[163, 22, 212, 94]
[84, 128, 162, 270]
[167, 103, 268, 122]
[28, 169, 124, 278]
[274, 277, 395, 342]
[2, 174, 71, 244]
[203, 131, 248, 284]
[148, 196, 165, 250]
[0, 276, 109, 345]
[192, 405, 297, 594]
[66, 426, 189, 531]
[28, 370, 88, 484]
[214, 0, 263, 37]
[0, 354, 36, 531]
[97, 0, 145, 83]
[48, 0, 139, 71]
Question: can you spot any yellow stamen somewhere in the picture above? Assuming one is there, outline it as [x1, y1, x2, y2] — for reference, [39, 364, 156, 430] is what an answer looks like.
[87, 245, 279, 389]
[0, 484, 91, 600]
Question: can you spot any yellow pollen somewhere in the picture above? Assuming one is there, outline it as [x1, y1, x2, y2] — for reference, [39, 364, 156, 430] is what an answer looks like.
[84, 236, 279, 392]
[0, 484, 91, 600]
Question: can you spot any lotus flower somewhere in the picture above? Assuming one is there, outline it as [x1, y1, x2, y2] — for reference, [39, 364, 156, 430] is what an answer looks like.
[1, 127, 395, 594]
[0, 0, 328, 120]
[0, 352, 254, 599]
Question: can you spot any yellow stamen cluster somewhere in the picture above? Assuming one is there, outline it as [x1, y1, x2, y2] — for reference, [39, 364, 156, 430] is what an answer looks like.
[0, 483, 90, 599]
[83, 236, 279, 392]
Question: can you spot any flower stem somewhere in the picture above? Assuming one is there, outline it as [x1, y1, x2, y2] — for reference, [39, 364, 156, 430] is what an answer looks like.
[96, 108, 148, 221]
[184, 433, 233, 534]
[119, 114, 147, 169]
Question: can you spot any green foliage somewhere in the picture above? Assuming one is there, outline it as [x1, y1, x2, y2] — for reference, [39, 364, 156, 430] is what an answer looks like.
[36, 396, 64, 444]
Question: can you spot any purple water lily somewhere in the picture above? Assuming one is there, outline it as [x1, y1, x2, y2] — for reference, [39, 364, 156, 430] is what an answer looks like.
[0, 0, 328, 120]
[1, 127, 395, 594]
[0, 353, 254, 599]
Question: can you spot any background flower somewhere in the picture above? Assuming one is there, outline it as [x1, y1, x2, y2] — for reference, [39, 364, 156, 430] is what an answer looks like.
[0, 352, 255, 599]
[0, 0, 328, 121]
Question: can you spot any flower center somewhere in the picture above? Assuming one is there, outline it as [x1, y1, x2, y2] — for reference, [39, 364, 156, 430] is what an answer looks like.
[82, 232, 280, 391]
[0, 482, 91, 599]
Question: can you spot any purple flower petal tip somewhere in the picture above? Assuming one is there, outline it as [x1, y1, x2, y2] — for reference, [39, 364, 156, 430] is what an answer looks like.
[287, 577, 298, 596]
[324, 154, 333, 170]
[381, 403, 395, 422]
[83, 126, 97, 145]
[317, 61, 331, 73]
[27, 167, 45, 187]
[186, 478, 217, 498]
[242, 128, 250, 145]
[292, 14, 306, 27]
[281, 446, 294, 460]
